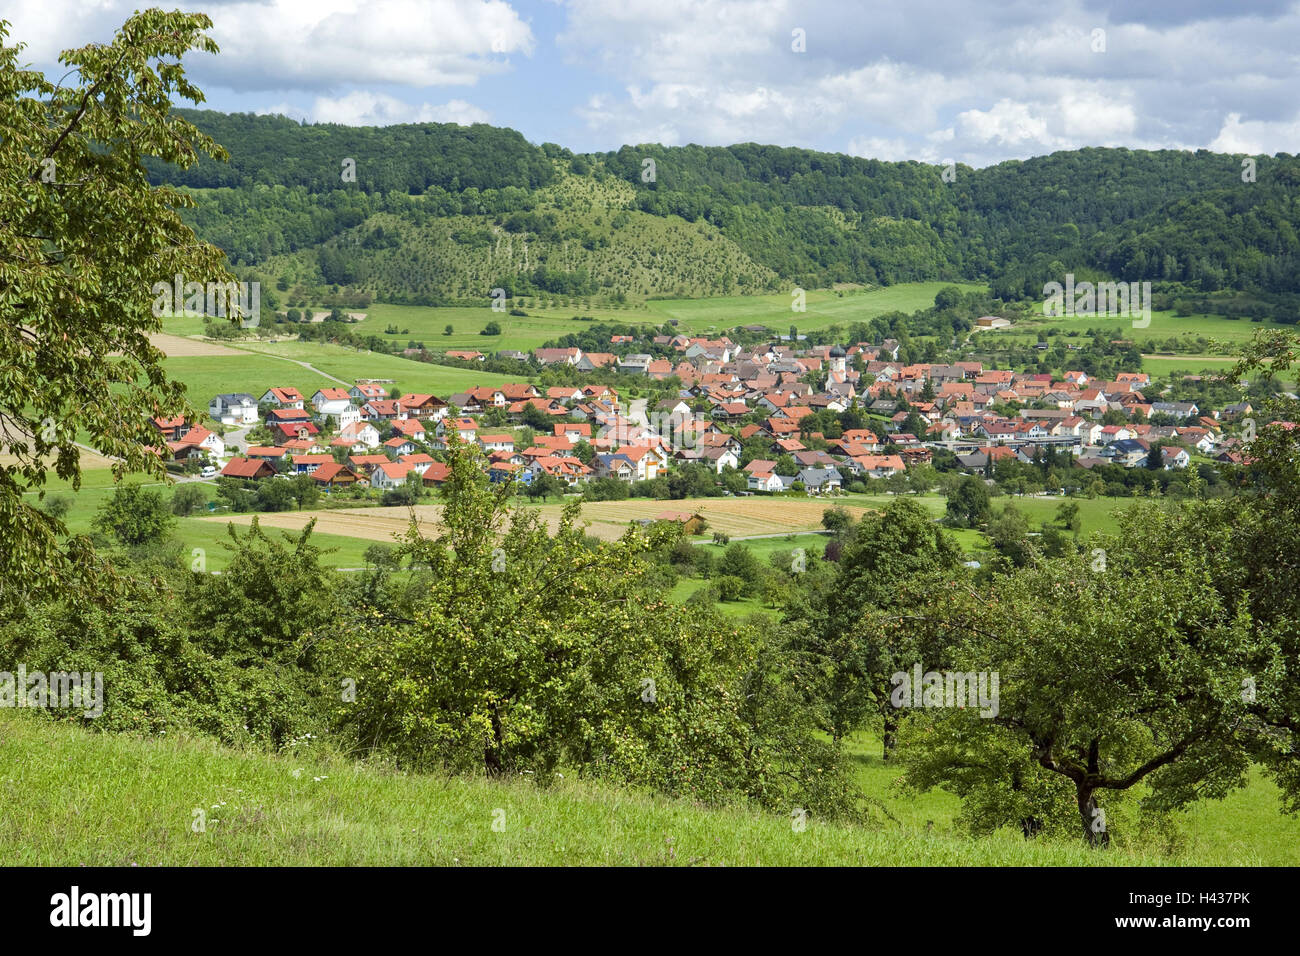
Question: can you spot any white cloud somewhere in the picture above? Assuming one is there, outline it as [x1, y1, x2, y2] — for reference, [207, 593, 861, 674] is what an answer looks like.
[4, 0, 533, 91]
[7, 0, 1300, 160]
[260, 92, 490, 126]
[559, 0, 1300, 161]
[1209, 112, 1300, 154]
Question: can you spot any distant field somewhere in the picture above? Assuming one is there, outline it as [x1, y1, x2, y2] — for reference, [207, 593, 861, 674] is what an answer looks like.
[643, 282, 984, 333]
[204, 496, 874, 543]
[160, 341, 530, 412]
[162, 353, 337, 405]
[1007, 308, 1289, 348]
[223, 341, 532, 393]
[148, 331, 245, 357]
[26, 468, 377, 571]
[1139, 354, 1243, 377]
[361, 303, 630, 353]
[195, 492, 1139, 560]
[339, 281, 980, 352]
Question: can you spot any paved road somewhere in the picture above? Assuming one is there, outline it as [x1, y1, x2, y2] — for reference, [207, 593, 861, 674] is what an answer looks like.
[223, 425, 254, 455]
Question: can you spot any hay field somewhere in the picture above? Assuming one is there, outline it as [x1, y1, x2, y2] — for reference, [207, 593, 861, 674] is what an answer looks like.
[148, 331, 244, 357]
[202, 496, 869, 544]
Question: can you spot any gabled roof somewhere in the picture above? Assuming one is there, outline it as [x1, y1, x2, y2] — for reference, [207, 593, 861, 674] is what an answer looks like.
[221, 457, 272, 479]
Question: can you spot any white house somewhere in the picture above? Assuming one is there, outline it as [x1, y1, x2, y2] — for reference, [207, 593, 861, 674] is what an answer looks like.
[349, 384, 388, 404]
[335, 404, 362, 429]
[311, 388, 353, 417]
[176, 426, 225, 460]
[746, 467, 785, 492]
[370, 460, 414, 490]
[335, 422, 380, 450]
[208, 393, 259, 426]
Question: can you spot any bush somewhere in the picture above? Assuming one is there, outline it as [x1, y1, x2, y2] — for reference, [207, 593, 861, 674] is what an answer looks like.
[685, 582, 720, 605]
[715, 575, 749, 602]
[171, 483, 208, 516]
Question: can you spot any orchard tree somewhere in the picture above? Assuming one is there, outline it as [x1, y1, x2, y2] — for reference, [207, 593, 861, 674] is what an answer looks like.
[783, 497, 962, 750]
[896, 503, 1284, 847]
[0, 11, 232, 600]
[945, 475, 991, 528]
[92, 484, 174, 547]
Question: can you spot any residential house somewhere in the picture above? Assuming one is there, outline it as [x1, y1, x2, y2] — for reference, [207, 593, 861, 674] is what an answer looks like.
[310, 463, 363, 490]
[370, 461, 415, 490]
[797, 467, 843, 494]
[259, 387, 305, 410]
[221, 457, 274, 480]
[208, 393, 259, 426]
[311, 388, 353, 417]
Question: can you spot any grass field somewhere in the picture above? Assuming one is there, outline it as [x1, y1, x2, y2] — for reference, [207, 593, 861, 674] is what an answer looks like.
[1004, 308, 1289, 347]
[1139, 355, 1244, 378]
[322, 282, 980, 354]
[162, 354, 339, 405]
[4, 709, 1292, 865]
[26, 467, 379, 571]
[224, 341, 533, 393]
[643, 282, 985, 333]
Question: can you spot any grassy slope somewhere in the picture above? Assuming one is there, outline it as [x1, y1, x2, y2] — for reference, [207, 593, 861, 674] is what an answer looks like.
[5, 711, 1292, 865]
[642, 282, 984, 332]
[0, 711, 1160, 866]
[222, 341, 531, 393]
[1006, 308, 1289, 347]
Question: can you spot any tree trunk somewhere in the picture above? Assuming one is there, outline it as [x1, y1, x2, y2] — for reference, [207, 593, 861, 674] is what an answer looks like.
[1077, 787, 1110, 848]
[485, 706, 506, 776]
[1020, 816, 1043, 839]
[881, 711, 898, 760]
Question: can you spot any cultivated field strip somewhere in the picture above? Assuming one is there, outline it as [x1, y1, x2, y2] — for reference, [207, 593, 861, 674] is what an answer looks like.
[201, 498, 872, 543]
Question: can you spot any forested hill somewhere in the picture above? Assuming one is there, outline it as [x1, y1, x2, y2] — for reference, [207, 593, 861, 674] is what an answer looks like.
[153, 110, 1300, 307]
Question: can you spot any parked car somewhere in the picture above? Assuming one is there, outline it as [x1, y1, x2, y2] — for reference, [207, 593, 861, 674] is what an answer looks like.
[200, 465, 217, 478]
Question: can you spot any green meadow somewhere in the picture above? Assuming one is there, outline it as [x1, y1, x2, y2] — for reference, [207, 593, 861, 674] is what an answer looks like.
[643, 282, 985, 333]
[5, 708, 1293, 865]
[28, 468, 377, 571]
[162, 354, 338, 405]
[333, 281, 981, 353]
[222, 341, 533, 393]
[1004, 307, 1288, 350]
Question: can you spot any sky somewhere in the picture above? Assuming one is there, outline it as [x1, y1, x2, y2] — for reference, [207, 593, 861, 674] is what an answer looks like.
[5, 0, 1299, 166]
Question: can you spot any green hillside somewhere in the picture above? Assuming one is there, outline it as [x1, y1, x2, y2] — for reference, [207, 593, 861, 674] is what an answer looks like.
[154, 111, 1300, 317]
[6, 711, 1292, 865]
[0, 712, 1177, 866]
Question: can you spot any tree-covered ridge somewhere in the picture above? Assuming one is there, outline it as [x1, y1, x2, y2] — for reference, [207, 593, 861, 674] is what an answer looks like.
[149, 110, 1300, 303]
[149, 109, 558, 193]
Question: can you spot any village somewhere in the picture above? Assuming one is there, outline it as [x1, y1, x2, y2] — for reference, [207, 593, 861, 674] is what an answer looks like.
[144, 331, 1253, 505]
